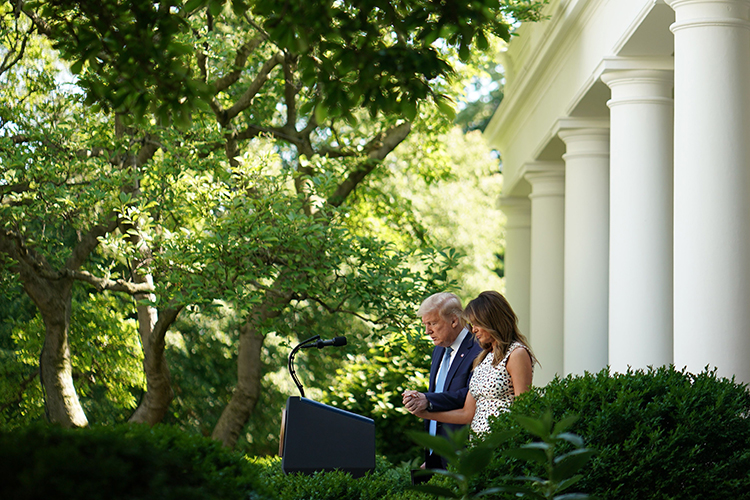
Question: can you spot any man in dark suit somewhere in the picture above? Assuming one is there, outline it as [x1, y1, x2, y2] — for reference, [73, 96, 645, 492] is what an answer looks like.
[403, 292, 483, 470]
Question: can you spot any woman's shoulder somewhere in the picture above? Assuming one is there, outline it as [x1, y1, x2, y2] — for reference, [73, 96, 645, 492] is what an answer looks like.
[506, 342, 534, 367]
[503, 341, 531, 361]
[505, 341, 526, 355]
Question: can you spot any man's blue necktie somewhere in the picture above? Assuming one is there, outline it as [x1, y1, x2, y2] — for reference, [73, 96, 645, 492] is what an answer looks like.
[429, 346, 453, 436]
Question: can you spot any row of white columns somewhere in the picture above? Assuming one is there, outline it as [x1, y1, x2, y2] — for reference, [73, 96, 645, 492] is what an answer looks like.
[502, 0, 750, 386]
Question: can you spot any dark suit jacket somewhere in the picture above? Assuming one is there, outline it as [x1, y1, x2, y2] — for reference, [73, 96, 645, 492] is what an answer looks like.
[424, 330, 483, 440]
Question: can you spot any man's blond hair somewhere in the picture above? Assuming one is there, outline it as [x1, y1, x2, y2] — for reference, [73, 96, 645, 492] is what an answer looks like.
[418, 292, 464, 325]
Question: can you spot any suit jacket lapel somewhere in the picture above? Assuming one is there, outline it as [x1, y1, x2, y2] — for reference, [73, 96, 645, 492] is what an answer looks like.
[428, 345, 445, 392]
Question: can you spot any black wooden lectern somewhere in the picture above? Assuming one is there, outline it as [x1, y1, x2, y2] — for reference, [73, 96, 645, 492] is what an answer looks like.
[280, 396, 375, 478]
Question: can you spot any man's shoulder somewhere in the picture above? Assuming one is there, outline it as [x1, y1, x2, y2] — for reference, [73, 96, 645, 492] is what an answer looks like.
[458, 334, 483, 360]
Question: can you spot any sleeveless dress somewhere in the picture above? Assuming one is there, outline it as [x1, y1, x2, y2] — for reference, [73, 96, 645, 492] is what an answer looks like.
[469, 341, 532, 435]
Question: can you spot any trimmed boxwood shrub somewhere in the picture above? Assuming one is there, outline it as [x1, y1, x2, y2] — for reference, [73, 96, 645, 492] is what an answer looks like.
[0, 423, 268, 500]
[252, 455, 429, 500]
[477, 366, 750, 500]
[10, 367, 746, 500]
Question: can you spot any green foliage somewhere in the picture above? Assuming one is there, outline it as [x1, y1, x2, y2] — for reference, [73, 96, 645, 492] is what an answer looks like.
[2, 0, 542, 447]
[449, 28, 514, 135]
[162, 305, 291, 456]
[161, 306, 240, 436]
[29, 0, 212, 125]
[497, 411, 595, 500]
[248, 0, 514, 120]
[252, 454, 424, 500]
[0, 423, 268, 499]
[1, 290, 145, 429]
[0, 278, 37, 425]
[483, 366, 750, 500]
[25, 0, 546, 124]
[341, 126, 506, 302]
[406, 412, 593, 500]
[376, 128, 506, 299]
[408, 425, 518, 499]
[0, 24, 464, 436]
[1, 92, 127, 270]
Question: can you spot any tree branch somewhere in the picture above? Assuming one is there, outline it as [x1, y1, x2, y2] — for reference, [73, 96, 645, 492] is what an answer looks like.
[316, 145, 360, 159]
[282, 53, 298, 130]
[211, 36, 265, 93]
[0, 182, 31, 197]
[10, 133, 29, 144]
[220, 52, 284, 124]
[67, 269, 156, 294]
[20, 3, 53, 38]
[8, 133, 113, 163]
[304, 295, 378, 324]
[0, 227, 51, 275]
[135, 138, 160, 168]
[1, 222, 141, 295]
[327, 122, 412, 207]
[0, 22, 30, 75]
[233, 123, 298, 144]
[65, 214, 120, 270]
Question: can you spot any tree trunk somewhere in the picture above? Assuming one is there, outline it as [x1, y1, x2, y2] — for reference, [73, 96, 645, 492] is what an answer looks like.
[121, 138, 174, 425]
[212, 287, 293, 448]
[128, 273, 180, 424]
[1, 215, 118, 427]
[21, 271, 88, 427]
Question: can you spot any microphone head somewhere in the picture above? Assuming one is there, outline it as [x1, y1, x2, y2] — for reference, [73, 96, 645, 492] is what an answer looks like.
[333, 336, 347, 347]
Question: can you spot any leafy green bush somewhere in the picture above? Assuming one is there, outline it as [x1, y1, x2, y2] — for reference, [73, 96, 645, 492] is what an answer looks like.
[407, 411, 596, 500]
[481, 366, 750, 500]
[10, 367, 745, 500]
[252, 455, 426, 500]
[0, 423, 267, 500]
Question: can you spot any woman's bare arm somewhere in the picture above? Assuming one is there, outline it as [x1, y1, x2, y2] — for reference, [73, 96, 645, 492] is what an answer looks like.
[411, 392, 477, 425]
[507, 347, 533, 396]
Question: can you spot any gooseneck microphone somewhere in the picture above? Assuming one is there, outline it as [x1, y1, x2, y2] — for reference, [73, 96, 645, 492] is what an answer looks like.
[288, 335, 348, 397]
[301, 336, 347, 349]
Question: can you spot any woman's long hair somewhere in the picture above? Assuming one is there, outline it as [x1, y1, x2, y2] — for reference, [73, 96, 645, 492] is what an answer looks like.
[465, 291, 537, 369]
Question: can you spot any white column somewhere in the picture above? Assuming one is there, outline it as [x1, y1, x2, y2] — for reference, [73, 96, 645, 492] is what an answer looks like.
[667, 0, 750, 383]
[601, 65, 674, 373]
[558, 123, 610, 376]
[500, 197, 532, 339]
[525, 163, 565, 386]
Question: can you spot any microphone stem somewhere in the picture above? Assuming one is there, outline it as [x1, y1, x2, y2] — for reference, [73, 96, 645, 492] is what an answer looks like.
[288, 335, 319, 398]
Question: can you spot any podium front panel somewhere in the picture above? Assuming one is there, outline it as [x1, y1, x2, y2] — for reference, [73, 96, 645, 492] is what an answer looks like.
[281, 396, 375, 478]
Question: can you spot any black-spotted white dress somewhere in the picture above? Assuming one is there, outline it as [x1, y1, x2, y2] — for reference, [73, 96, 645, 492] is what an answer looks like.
[469, 341, 532, 435]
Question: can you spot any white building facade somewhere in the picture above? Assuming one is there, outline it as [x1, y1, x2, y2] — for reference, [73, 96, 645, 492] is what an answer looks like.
[485, 0, 750, 386]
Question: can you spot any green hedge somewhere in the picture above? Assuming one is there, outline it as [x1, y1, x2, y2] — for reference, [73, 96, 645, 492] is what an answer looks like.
[479, 366, 750, 500]
[0, 423, 268, 500]
[0, 423, 422, 500]
[6, 367, 748, 500]
[252, 456, 425, 500]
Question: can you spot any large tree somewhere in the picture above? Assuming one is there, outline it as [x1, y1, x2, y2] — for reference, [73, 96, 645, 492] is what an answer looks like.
[1, 0, 544, 446]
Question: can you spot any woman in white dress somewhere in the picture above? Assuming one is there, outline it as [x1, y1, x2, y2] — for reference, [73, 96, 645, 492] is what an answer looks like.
[410, 291, 536, 435]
